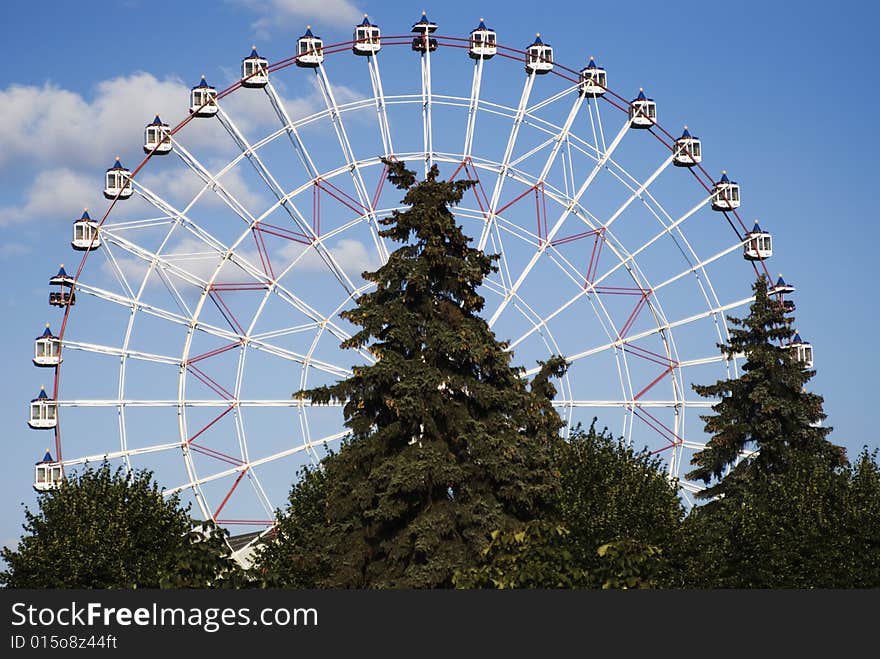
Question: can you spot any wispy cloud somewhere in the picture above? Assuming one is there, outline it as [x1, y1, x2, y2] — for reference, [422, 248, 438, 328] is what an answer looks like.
[230, 0, 364, 37]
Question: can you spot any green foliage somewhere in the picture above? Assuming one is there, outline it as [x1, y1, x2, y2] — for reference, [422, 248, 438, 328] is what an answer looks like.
[595, 540, 663, 589]
[1, 462, 242, 589]
[453, 520, 591, 589]
[555, 422, 684, 584]
[453, 422, 683, 589]
[688, 275, 844, 499]
[678, 447, 880, 588]
[266, 160, 567, 588]
[250, 465, 329, 588]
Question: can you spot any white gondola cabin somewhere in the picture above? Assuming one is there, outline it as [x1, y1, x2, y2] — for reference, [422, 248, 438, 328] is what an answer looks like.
[71, 208, 100, 250]
[353, 16, 381, 55]
[673, 127, 702, 167]
[743, 221, 772, 261]
[711, 171, 740, 211]
[29, 388, 57, 429]
[296, 27, 324, 67]
[143, 115, 172, 155]
[578, 57, 607, 96]
[33, 324, 61, 367]
[629, 89, 657, 128]
[34, 451, 63, 492]
[103, 158, 132, 200]
[789, 332, 814, 369]
[190, 76, 218, 116]
[49, 265, 76, 307]
[241, 47, 269, 87]
[411, 12, 438, 52]
[469, 19, 496, 59]
[525, 34, 553, 74]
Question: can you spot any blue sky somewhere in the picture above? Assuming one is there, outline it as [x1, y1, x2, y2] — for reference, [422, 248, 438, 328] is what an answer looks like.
[1, 0, 877, 551]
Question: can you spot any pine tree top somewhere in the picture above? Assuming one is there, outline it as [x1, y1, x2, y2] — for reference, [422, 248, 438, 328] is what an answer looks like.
[687, 275, 843, 499]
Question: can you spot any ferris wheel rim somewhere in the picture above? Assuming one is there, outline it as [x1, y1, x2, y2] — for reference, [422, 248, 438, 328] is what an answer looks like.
[43, 26, 776, 528]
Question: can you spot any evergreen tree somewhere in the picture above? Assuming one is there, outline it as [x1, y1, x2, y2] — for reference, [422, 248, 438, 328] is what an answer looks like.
[288, 160, 566, 588]
[0, 462, 241, 588]
[687, 275, 844, 499]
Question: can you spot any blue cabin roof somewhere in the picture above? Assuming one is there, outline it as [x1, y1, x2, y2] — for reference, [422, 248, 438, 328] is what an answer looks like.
[635, 89, 647, 101]
[37, 450, 54, 465]
[792, 332, 806, 344]
[151, 115, 163, 125]
[776, 275, 788, 287]
[750, 221, 763, 233]
[248, 46, 261, 58]
[35, 388, 49, 401]
[681, 128, 692, 138]
[195, 76, 211, 88]
[718, 172, 730, 183]
[475, 19, 491, 31]
[586, 58, 599, 69]
[301, 27, 316, 38]
[55, 265, 69, 278]
[109, 158, 124, 170]
[359, 16, 373, 27]
[38, 325, 54, 339]
[79, 209, 91, 220]
[530, 34, 545, 46]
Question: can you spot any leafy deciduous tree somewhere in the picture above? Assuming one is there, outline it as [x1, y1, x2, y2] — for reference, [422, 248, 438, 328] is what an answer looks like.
[1, 462, 241, 588]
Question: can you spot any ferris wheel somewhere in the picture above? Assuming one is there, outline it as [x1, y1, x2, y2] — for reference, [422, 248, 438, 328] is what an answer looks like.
[27, 12, 808, 558]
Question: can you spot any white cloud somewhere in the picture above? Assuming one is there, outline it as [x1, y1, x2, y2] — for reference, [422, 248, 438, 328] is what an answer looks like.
[282, 237, 378, 280]
[231, 0, 363, 36]
[0, 168, 101, 226]
[139, 163, 269, 214]
[0, 75, 194, 172]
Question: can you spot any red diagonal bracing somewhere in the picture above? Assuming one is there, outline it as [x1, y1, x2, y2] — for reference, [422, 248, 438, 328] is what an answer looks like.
[250, 226, 276, 280]
[187, 363, 235, 400]
[462, 160, 491, 216]
[255, 222, 313, 246]
[372, 161, 390, 209]
[622, 343, 679, 402]
[448, 158, 492, 218]
[549, 226, 606, 288]
[208, 290, 246, 336]
[186, 341, 243, 366]
[314, 177, 368, 217]
[213, 467, 250, 519]
[631, 405, 684, 455]
[592, 286, 653, 340]
[186, 404, 236, 445]
[190, 441, 243, 467]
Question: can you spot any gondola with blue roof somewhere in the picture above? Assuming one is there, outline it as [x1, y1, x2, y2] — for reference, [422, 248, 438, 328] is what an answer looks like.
[469, 19, 496, 59]
[241, 46, 269, 87]
[71, 208, 100, 250]
[353, 16, 381, 56]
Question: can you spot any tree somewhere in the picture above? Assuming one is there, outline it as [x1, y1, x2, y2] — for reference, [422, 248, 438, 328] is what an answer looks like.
[280, 160, 567, 588]
[452, 520, 591, 589]
[1, 462, 241, 588]
[687, 275, 844, 499]
[678, 446, 880, 588]
[555, 422, 684, 584]
[453, 422, 684, 589]
[251, 465, 329, 588]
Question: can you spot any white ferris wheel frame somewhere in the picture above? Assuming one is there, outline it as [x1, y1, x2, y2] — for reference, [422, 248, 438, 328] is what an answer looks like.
[40, 27, 773, 547]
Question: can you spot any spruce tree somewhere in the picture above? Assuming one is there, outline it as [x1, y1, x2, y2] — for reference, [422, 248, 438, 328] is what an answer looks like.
[292, 160, 565, 588]
[687, 275, 844, 499]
